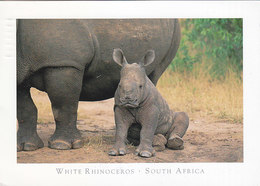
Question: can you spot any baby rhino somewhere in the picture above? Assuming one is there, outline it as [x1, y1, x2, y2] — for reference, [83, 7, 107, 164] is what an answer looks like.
[109, 49, 189, 158]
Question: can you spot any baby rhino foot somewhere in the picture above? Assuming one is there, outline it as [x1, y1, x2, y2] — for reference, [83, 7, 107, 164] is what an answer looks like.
[166, 134, 184, 150]
[135, 145, 155, 158]
[153, 134, 167, 151]
[108, 145, 127, 156]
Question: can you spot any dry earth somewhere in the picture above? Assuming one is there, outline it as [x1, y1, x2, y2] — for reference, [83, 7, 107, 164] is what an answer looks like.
[17, 98, 243, 163]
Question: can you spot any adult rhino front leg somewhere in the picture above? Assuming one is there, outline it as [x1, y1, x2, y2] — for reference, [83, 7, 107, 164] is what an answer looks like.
[17, 86, 44, 151]
[44, 67, 84, 150]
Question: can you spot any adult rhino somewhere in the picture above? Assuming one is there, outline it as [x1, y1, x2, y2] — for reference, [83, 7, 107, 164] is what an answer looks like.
[17, 19, 181, 151]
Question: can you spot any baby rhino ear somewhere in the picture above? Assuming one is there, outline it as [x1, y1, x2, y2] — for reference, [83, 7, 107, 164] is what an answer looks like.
[113, 48, 128, 67]
[140, 50, 155, 67]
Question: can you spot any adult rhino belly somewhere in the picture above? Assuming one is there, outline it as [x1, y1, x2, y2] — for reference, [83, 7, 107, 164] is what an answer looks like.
[79, 73, 119, 101]
[79, 19, 176, 101]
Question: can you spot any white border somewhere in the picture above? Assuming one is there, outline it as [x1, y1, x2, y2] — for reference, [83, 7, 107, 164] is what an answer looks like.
[0, 1, 260, 186]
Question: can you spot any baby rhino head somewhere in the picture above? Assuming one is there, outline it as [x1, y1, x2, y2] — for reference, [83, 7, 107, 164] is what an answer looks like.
[113, 48, 155, 108]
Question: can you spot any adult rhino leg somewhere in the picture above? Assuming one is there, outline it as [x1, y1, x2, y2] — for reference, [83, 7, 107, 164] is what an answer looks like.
[44, 67, 84, 150]
[166, 112, 189, 150]
[17, 86, 44, 151]
[148, 20, 181, 86]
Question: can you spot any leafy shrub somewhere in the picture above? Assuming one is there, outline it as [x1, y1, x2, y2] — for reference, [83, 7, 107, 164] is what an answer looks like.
[171, 19, 243, 80]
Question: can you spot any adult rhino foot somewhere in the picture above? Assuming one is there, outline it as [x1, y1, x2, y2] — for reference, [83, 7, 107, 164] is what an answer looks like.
[153, 134, 167, 152]
[48, 130, 83, 150]
[135, 145, 155, 158]
[166, 134, 184, 150]
[48, 138, 83, 150]
[17, 132, 44, 152]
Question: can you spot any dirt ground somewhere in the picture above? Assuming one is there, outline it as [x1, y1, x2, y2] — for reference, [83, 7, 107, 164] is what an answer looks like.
[17, 98, 243, 163]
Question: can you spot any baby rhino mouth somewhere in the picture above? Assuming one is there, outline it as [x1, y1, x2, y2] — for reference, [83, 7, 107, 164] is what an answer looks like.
[119, 98, 139, 108]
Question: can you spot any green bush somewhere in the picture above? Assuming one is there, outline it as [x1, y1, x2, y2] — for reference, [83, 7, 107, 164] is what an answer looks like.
[171, 19, 243, 80]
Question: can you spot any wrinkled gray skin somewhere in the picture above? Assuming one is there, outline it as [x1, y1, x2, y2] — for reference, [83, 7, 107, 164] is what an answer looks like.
[109, 49, 189, 158]
[17, 19, 181, 152]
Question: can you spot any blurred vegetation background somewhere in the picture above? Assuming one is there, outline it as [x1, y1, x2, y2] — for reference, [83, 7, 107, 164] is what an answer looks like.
[158, 18, 243, 123]
[171, 19, 242, 80]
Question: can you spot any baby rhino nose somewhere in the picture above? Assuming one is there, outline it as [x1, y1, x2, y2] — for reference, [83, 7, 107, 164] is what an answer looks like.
[124, 95, 132, 100]
[121, 90, 135, 102]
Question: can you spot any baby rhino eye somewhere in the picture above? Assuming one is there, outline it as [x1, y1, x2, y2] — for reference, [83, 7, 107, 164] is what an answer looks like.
[139, 85, 143, 89]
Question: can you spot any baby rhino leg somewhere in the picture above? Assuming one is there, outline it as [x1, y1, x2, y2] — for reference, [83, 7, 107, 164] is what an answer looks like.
[128, 124, 167, 152]
[153, 134, 167, 151]
[167, 112, 189, 150]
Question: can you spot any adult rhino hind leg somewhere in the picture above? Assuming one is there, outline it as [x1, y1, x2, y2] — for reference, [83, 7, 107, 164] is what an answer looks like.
[167, 112, 189, 150]
[44, 67, 84, 150]
[148, 20, 181, 86]
[17, 86, 44, 151]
